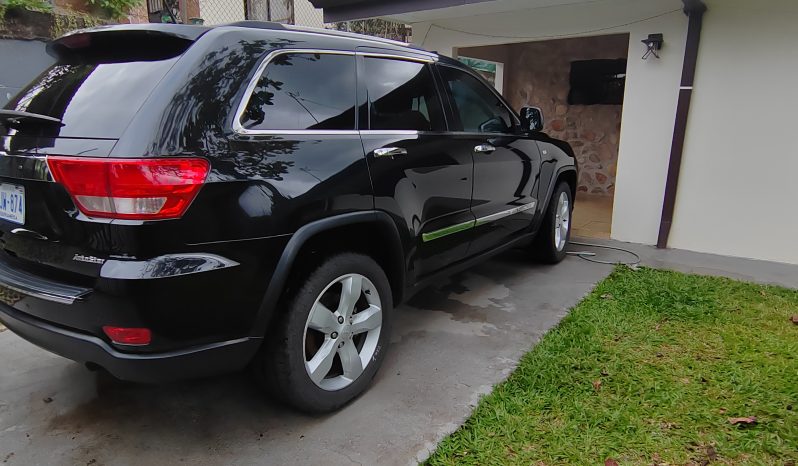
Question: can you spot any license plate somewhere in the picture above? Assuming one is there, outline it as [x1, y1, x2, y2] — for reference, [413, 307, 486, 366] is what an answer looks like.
[0, 183, 25, 225]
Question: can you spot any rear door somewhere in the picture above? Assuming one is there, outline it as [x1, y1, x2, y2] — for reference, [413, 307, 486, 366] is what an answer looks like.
[359, 54, 475, 280]
[437, 64, 542, 256]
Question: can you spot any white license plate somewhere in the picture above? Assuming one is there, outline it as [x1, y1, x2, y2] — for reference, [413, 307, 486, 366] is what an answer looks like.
[0, 183, 25, 225]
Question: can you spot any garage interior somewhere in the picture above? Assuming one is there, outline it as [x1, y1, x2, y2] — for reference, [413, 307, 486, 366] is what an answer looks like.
[457, 33, 630, 239]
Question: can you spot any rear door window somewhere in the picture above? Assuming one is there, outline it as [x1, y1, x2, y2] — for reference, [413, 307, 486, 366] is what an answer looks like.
[239, 52, 357, 132]
[363, 57, 445, 132]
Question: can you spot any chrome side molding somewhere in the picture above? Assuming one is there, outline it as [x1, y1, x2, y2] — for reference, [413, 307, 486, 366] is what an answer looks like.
[421, 201, 537, 243]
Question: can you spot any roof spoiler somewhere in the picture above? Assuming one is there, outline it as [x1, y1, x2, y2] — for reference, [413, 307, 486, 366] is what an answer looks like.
[47, 24, 210, 63]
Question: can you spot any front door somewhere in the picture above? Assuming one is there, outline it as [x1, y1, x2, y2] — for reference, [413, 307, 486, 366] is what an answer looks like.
[360, 54, 475, 280]
[437, 65, 541, 256]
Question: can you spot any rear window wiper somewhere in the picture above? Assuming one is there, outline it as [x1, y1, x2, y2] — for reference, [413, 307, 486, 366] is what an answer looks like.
[0, 110, 63, 129]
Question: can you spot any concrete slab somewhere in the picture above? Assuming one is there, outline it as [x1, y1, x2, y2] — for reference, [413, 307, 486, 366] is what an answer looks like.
[1, 241, 795, 465]
[0, 253, 612, 466]
[570, 238, 798, 289]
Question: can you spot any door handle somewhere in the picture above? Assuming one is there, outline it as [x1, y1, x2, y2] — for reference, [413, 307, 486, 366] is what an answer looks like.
[474, 144, 496, 154]
[373, 147, 408, 158]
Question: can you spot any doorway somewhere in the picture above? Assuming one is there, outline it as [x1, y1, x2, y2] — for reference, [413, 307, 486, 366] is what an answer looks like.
[456, 33, 629, 240]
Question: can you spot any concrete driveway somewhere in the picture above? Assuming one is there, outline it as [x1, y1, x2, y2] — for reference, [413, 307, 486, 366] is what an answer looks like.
[2, 241, 796, 465]
[0, 251, 612, 465]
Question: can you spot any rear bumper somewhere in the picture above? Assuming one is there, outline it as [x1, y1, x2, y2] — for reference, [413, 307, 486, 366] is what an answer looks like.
[0, 303, 262, 383]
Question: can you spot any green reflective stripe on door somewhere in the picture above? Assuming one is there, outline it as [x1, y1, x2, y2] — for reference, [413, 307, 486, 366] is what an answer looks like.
[421, 220, 476, 243]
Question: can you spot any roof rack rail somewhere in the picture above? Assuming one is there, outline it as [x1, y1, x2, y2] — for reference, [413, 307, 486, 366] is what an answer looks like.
[222, 20, 435, 56]
[224, 21, 287, 30]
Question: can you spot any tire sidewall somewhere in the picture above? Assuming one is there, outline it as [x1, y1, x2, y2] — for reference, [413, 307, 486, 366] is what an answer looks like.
[280, 253, 392, 412]
[547, 183, 573, 262]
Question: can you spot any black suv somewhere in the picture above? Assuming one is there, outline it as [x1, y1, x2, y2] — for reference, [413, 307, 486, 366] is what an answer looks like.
[0, 22, 576, 413]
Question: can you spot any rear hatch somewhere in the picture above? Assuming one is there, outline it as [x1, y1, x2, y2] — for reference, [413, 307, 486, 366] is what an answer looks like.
[0, 26, 206, 283]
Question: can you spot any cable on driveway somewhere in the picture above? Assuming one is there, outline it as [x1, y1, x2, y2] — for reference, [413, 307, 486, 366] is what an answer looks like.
[567, 241, 641, 266]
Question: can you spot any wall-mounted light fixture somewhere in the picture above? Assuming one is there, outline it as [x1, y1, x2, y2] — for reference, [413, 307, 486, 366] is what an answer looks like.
[642, 33, 664, 59]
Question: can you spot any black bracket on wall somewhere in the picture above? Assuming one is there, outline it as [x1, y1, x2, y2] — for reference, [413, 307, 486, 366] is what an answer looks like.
[641, 33, 664, 59]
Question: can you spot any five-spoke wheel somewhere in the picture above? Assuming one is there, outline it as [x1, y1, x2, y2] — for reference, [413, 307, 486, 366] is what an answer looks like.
[253, 253, 392, 413]
[303, 274, 383, 391]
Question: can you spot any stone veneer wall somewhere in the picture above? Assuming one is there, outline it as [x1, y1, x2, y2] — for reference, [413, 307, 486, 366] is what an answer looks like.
[458, 34, 630, 196]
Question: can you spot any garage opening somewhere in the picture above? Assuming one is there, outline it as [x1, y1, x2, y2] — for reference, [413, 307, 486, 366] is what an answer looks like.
[456, 33, 629, 240]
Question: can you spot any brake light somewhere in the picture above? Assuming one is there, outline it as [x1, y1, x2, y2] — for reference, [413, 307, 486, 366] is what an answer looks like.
[47, 157, 209, 220]
[102, 326, 152, 346]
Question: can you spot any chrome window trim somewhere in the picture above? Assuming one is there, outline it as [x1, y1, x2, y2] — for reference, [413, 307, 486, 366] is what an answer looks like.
[445, 131, 520, 138]
[232, 49, 358, 136]
[233, 48, 440, 136]
[357, 51, 436, 64]
[359, 130, 420, 136]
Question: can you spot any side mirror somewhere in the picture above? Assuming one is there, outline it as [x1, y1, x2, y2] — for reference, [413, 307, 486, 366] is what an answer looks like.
[520, 106, 544, 132]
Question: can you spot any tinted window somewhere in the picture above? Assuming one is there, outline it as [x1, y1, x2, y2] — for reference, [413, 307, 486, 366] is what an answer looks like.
[440, 66, 514, 134]
[4, 59, 178, 139]
[241, 53, 356, 131]
[364, 58, 445, 132]
[568, 59, 627, 105]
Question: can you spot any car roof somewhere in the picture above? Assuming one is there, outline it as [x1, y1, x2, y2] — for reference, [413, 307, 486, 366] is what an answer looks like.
[52, 21, 441, 60]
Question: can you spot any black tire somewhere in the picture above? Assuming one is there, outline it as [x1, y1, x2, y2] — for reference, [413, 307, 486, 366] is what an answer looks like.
[531, 181, 573, 264]
[253, 252, 392, 414]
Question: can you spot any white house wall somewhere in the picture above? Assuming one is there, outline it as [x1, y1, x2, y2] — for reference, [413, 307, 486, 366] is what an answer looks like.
[668, 0, 798, 264]
[413, 0, 688, 247]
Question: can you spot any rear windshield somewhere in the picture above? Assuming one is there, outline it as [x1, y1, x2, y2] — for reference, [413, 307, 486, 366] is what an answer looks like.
[4, 58, 178, 139]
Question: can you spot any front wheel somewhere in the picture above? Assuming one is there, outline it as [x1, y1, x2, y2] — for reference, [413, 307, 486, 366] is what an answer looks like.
[531, 181, 573, 264]
[253, 253, 392, 413]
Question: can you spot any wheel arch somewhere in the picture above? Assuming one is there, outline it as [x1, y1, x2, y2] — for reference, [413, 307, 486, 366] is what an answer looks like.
[543, 166, 578, 213]
[252, 211, 405, 336]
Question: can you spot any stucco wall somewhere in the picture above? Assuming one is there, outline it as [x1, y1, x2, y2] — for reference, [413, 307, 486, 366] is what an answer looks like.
[460, 34, 629, 196]
[415, 0, 688, 246]
[668, 0, 798, 264]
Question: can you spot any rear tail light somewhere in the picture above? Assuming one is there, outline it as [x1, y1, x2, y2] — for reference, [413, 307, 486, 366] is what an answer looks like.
[102, 326, 152, 346]
[47, 156, 210, 220]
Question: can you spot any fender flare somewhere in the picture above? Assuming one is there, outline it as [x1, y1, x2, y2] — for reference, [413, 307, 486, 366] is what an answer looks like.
[543, 165, 578, 211]
[251, 210, 405, 336]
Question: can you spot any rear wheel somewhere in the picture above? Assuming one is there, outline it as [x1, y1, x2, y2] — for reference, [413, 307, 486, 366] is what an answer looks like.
[531, 181, 573, 264]
[253, 253, 392, 413]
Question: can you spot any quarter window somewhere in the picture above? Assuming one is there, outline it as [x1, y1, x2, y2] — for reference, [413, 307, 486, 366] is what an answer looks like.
[240, 53, 356, 131]
[439, 66, 514, 134]
[364, 57, 445, 132]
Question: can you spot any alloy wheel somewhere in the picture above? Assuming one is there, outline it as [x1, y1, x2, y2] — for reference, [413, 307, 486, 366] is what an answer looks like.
[302, 273, 383, 391]
[554, 191, 570, 251]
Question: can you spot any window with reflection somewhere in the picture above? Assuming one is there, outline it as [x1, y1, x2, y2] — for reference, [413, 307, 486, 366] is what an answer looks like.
[439, 66, 514, 134]
[4, 59, 179, 139]
[240, 53, 357, 131]
[364, 57, 445, 132]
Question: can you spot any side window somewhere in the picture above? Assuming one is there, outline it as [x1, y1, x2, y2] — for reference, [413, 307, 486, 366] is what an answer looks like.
[240, 53, 356, 131]
[439, 66, 514, 134]
[364, 57, 445, 132]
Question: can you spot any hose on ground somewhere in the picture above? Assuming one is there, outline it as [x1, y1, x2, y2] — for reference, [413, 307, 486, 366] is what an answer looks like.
[567, 241, 641, 266]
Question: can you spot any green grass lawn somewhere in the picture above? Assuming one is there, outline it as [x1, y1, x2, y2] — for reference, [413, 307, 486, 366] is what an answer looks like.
[427, 267, 798, 465]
